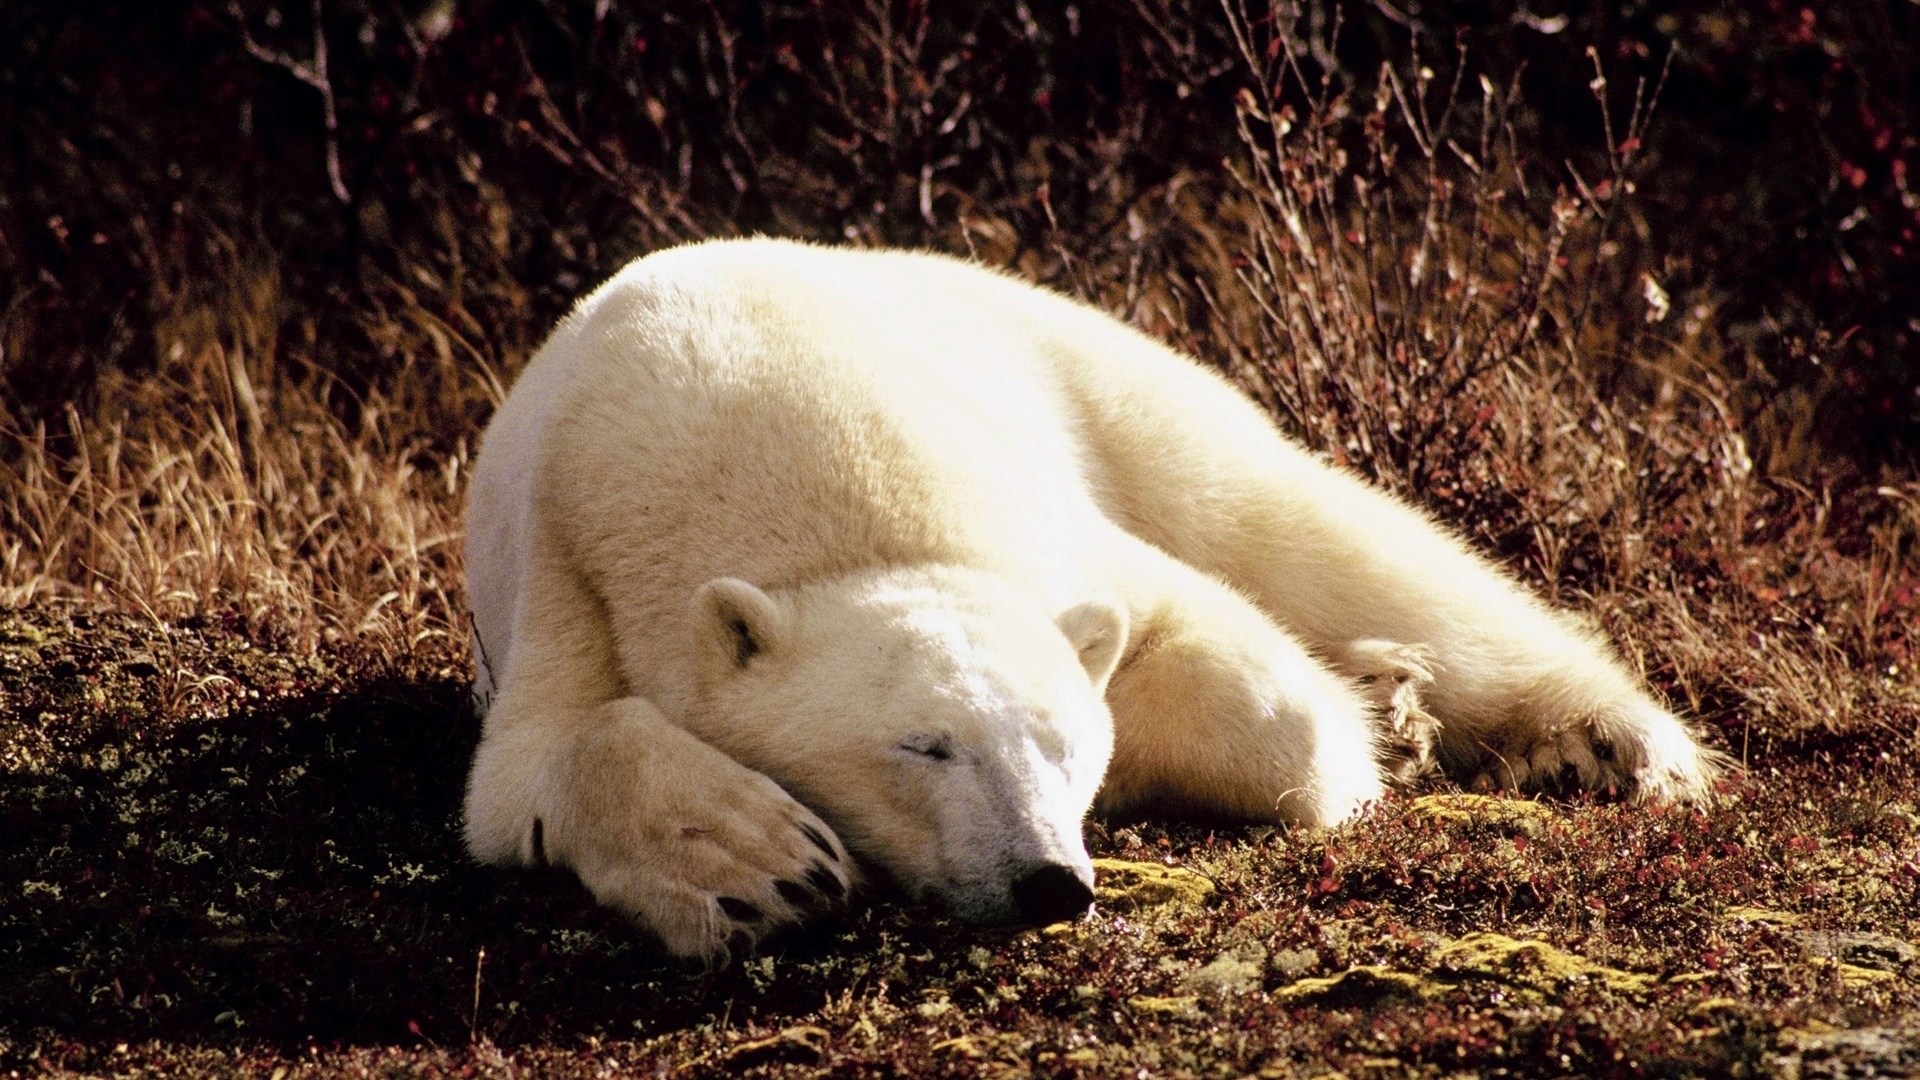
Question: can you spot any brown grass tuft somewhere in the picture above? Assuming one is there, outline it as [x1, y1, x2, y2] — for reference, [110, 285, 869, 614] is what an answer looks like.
[0, 255, 483, 656]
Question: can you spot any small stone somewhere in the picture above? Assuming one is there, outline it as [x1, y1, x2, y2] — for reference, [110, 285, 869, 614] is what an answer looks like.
[1774, 1025, 1920, 1076]
[1793, 930, 1919, 972]
[1182, 943, 1267, 997]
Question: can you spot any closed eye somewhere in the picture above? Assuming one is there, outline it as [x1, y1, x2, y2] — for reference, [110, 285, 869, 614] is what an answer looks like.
[898, 734, 953, 761]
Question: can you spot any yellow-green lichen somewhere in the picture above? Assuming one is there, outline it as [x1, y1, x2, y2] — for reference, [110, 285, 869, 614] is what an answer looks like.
[1409, 793, 1557, 837]
[1126, 994, 1202, 1017]
[1091, 858, 1217, 912]
[1274, 966, 1436, 1006]
[1434, 932, 1658, 998]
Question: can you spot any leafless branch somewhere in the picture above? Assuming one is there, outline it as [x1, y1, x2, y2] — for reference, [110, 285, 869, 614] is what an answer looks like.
[231, 0, 350, 204]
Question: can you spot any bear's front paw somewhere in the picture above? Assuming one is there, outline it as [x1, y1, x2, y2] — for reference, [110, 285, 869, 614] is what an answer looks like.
[574, 773, 856, 965]
[1466, 701, 1721, 802]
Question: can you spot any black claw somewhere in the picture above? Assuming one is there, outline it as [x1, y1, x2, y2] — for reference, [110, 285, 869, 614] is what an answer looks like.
[718, 896, 765, 922]
[530, 818, 547, 868]
[800, 822, 838, 862]
[805, 862, 846, 901]
[1558, 762, 1582, 792]
[775, 879, 814, 909]
[1593, 741, 1618, 763]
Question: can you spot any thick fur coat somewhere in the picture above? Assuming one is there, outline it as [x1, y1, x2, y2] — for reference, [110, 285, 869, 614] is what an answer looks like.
[462, 239, 1718, 960]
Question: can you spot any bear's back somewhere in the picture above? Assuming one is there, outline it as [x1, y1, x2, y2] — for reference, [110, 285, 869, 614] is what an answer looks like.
[469, 240, 1128, 707]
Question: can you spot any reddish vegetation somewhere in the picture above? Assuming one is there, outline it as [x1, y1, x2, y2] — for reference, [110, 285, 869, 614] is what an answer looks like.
[2, 2, 1916, 1076]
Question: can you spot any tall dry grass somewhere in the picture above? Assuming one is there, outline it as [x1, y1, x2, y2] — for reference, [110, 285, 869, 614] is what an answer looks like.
[0, 2, 1913, 746]
[0, 255, 493, 656]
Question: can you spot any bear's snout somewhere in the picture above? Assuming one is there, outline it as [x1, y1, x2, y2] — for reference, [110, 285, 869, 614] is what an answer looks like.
[1009, 863, 1095, 925]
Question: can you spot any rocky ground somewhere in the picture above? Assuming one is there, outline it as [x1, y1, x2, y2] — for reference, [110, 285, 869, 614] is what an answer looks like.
[4, 605, 1918, 1078]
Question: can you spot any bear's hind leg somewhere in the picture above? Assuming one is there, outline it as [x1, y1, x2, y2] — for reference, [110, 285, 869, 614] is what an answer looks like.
[1096, 538, 1388, 827]
[1162, 468, 1717, 802]
[1050, 326, 1719, 802]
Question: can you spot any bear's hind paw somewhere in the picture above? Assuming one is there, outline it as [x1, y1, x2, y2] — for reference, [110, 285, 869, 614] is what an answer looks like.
[1465, 705, 1722, 803]
[1341, 639, 1442, 786]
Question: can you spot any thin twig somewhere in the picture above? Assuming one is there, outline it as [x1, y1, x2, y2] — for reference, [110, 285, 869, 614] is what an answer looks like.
[231, 0, 350, 205]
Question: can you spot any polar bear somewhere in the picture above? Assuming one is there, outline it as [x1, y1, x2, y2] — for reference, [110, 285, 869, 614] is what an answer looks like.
[462, 238, 1718, 961]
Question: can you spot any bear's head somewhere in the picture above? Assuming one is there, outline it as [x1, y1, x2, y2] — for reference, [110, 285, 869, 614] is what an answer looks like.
[684, 568, 1126, 926]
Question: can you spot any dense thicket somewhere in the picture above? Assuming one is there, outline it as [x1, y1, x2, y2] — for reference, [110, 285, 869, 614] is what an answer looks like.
[5, 1, 1917, 470]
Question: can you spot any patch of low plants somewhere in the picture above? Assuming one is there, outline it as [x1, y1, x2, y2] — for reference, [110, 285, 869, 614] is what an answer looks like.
[3, 2, 1917, 1076]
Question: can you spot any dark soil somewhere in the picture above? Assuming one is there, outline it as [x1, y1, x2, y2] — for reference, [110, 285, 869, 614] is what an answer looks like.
[5, 605, 1918, 1078]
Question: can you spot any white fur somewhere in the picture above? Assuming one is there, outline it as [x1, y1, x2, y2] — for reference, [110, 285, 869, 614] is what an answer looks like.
[463, 238, 1718, 961]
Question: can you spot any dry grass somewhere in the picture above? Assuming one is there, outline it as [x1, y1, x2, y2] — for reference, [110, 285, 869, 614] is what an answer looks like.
[0, 259, 483, 655]
[1, 7, 1914, 746]
[1188, 11, 1920, 747]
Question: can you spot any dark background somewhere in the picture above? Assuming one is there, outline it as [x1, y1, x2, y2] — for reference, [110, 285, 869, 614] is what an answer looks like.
[4, 0, 1917, 471]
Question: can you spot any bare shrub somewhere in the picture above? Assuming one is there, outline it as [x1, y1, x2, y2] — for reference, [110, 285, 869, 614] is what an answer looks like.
[0, 1, 1912, 744]
[1164, 3, 1920, 745]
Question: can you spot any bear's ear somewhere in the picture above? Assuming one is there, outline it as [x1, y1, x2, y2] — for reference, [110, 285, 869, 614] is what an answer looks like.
[692, 578, 789, 674]
[1057, 598, 1128, 692]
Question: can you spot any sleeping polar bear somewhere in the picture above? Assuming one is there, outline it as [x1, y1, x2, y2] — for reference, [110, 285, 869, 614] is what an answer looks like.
[462, 238, 1718, 961]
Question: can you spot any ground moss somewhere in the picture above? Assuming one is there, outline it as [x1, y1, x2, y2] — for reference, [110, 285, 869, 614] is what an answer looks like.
[1090, 858, 1218, 912]
[4, 606, 1919, 1078]
[1434, 933, 1658, 999]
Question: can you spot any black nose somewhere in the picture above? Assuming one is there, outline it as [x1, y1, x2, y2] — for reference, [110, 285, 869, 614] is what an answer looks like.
[1010, 863, 1095, 925]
